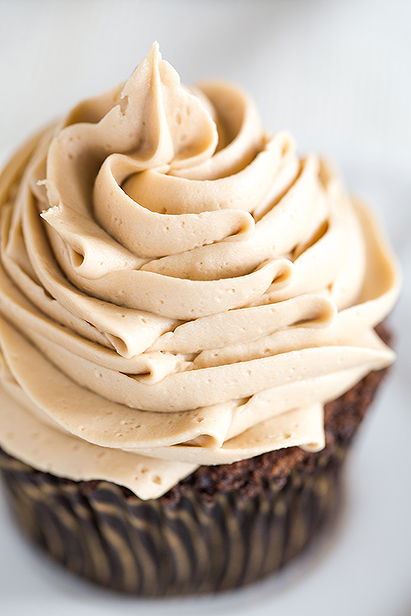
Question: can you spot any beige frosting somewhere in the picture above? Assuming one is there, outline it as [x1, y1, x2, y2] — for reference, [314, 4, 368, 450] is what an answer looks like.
[0, 43, 400, 499]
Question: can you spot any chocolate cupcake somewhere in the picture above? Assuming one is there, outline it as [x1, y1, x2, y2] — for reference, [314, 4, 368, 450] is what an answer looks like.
[0, 43, 400, 595]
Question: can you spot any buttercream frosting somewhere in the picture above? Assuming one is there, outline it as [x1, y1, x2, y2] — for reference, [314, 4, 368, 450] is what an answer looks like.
[0, 43, 400, 499]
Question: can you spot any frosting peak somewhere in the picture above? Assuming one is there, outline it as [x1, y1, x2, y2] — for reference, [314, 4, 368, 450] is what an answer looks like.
[106, 41, 219, 170]
[0, 45, 400, 499]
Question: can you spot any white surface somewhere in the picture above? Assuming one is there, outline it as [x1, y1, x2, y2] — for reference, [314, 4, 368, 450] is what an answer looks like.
[0, 1, 410, 615]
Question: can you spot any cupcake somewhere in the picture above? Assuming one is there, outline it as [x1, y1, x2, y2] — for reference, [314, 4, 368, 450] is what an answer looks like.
[0, 43, 400, 595]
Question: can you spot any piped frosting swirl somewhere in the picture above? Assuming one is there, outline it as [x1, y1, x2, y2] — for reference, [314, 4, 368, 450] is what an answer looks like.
[0, 44, 399, 498]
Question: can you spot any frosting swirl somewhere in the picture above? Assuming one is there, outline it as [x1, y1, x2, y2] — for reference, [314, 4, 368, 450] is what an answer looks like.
[0, 44, 400, 499]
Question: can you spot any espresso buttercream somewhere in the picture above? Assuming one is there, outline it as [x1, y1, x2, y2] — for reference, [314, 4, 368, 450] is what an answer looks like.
[0, 44, 399, 499]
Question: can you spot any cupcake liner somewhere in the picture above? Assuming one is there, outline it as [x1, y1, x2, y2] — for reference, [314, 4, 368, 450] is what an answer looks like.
[0, 446, 344, 596]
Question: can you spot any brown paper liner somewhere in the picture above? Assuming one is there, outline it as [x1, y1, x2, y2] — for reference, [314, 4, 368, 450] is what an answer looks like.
[0, 446, 343, 595]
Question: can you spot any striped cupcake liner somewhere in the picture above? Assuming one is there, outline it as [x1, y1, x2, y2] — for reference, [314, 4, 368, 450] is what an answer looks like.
[0, 446, 345, 596]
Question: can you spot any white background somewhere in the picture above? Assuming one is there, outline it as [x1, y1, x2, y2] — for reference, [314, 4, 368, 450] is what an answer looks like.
[0, 1, 410, 615]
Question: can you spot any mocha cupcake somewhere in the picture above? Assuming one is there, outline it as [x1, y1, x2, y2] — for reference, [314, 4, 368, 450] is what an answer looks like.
[0, 43, 400, 595]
